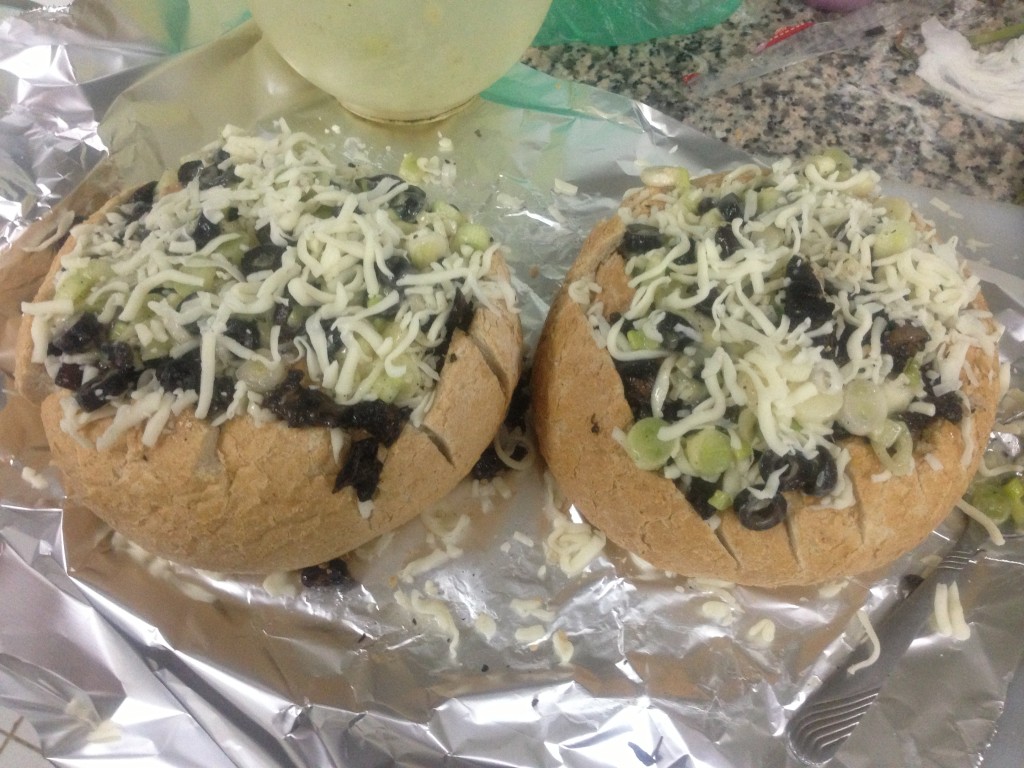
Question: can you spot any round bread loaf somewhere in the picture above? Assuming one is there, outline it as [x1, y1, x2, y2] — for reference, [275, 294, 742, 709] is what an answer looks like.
[533, 154, 1002, 587]
[15, 125, 521, 573]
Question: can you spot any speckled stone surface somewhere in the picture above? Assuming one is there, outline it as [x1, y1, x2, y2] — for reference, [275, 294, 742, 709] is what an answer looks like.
[524, 0, 1023, 204]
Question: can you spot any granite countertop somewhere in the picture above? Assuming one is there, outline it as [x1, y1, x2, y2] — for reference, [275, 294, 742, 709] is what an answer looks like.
[524, 0, 1023, 205]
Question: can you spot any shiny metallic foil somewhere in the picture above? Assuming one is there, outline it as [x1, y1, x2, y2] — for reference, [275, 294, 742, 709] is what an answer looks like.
[2, 9, 1024, 767]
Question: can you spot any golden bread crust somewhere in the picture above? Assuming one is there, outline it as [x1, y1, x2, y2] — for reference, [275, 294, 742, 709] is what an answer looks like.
[533, 172, 1002, 587]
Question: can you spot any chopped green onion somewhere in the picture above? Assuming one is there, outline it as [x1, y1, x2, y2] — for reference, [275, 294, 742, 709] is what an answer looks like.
[684, 427, 733, 478]
[708, 489, 733, 511]
[626, 329, 659, 351]
[452, 223, 491, 253]
[625, 417, 674, 471]
[838, 379, 887, 436]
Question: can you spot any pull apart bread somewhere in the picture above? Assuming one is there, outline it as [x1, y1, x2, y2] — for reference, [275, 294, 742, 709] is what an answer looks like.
[533, 152, 1003, 587]
[16, 124, 521, 573]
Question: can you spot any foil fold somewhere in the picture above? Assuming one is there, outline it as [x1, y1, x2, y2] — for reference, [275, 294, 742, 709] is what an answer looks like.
[2, 9, 1024, 768]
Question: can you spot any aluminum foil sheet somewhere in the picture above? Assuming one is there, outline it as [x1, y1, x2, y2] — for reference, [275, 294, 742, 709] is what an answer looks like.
[3, 13, 1024, 768]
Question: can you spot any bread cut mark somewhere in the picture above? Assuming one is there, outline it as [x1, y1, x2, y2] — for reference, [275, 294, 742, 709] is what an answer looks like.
[782, 513, 805, 574]
[786, 492, 864, 582]
[419, 422, 456, 466]
[418, 329, 508, 473]
[710, 519, 743, 571]
[466, 308, 518, 398]
[715, 512, 801, 585]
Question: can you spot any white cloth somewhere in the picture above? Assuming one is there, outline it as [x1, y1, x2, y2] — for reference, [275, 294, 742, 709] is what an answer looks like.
[917, 18, 1024, 122]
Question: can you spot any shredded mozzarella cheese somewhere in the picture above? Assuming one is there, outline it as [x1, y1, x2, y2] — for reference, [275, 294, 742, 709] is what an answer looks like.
[846, 608, 881, 675]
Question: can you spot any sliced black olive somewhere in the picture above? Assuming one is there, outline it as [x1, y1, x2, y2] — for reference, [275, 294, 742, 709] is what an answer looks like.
[714, 224, 741, 257]
[802, 448, 838, 497]
[206, 375, 237, 419]
[435, 289, 474, 363]
[504, 372, 532, 431]
[662, 400, 691, 422]
[375, 254, 412, 299]
[240, 243, 286, 276]
[832, 318, 855, 365]
[683, 476, 720, 520]
[225, 317, 261, 350]
[733, 489, 787, 530]
[54, 363, 84, 390]
[50, 312, 105, 354]
[759, 448, 838, 497]
[784, 256, 833, 330]
[357, 174, 426, 222]
[390, 185, 427, 222]
[656, 312, 697, 352]
[931, 390, 964, 423]
[155, 349, 203, 393]
[621, 223, 666, 255]
[899, 409, 933, 440]
[921, 370, 964, 424]
[340, 400, 411, 446]
[255, 223, 276, 246]
[176, 159, 203, 185]
[101, 341, 137, 371]
[674, 241, 697, 266]
[300, 558, 356, 590]
[784, 257, 838, 358]
[322, 320, 345, 358]
[716, 192, 743, 222]
[758, 450, 805, 492]
[270, 298, 305, 342]
[120, 181, 158, 224]
[881, 320, 929, 374]
[694, 286, 721, 316]
[333, 437, 383, 501]
[696, 197, 716, 215]
[471, 445, 505, 481]
[197, 149, 238, 190]
[74, 368, 137, 412]
[192, 213, 221, 250]
[263, 371, 348, 428]
[614, 358, 661, 420]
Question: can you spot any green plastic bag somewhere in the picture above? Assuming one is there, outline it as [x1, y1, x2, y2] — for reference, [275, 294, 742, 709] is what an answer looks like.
[532, 0, 742, 46]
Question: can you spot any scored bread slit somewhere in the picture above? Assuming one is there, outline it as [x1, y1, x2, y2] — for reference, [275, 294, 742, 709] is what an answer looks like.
[782, 513, 806, 572]
[465, 325, 514, 397]
[418, 423, 456, 466]
[711, 522, 742, 569]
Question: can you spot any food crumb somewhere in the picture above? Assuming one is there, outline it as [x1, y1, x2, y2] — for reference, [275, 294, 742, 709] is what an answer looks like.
[262, 573, 299, 602]
[474, 612, 498, 640]
[700, 599, 738, 626]
[87, 720, 123, 743]
[552, 178, 578, 196]
[20, 466, 48, 489]
[552, 629, 574, 665]
[515, 624, 547, 647]
[746, 618, 777, 647]
[512, 531, 535, 548]
[817, 579, 849, 599]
